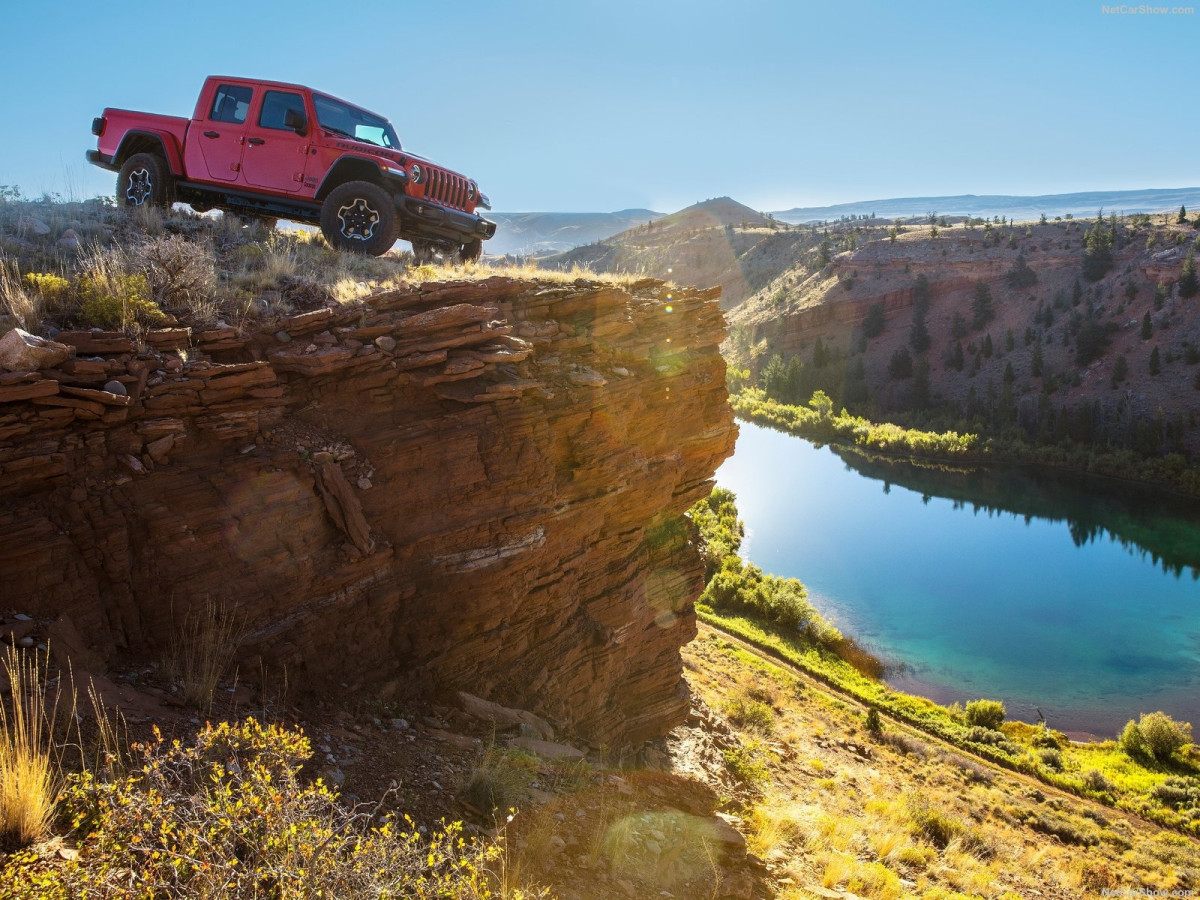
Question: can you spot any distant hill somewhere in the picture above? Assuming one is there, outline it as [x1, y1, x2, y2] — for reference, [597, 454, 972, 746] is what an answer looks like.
[652, 196, 772, 232]
[540, 198, 809, 308]
[485, 209, 663, 256]
[772, 187, 1200, 224]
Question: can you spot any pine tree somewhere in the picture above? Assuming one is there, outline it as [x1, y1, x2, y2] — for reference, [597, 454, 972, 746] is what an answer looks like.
[1179, 205, 1188, 224]
[972, 282, 995, 330]
[1142, 311, 1153, 340]
[1111, 354, 1128, 386]
[1150, 346, 1161, 376]
[1082, 221, 1113, 281]
[1180, 251, 1198, 299]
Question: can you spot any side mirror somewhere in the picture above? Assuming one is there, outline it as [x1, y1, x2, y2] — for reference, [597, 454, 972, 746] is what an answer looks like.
[284, 108, 307, 135]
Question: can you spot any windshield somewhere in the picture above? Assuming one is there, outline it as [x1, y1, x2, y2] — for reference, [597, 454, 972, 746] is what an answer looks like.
[312, 93, 401, 149]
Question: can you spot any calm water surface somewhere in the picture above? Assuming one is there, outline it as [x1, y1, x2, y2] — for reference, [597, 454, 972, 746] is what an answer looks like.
[716, 421, 1200, 736]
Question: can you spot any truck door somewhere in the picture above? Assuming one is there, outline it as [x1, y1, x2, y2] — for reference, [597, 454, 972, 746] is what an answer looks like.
[195, 83, 252, 183]
[241, 89, 310, 194]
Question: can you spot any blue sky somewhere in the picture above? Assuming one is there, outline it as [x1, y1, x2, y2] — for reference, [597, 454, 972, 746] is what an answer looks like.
[1, 0, 1196, 212]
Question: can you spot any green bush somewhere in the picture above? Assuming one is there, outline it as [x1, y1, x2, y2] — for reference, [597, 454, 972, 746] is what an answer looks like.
[77, 272, 164, 328]
[19, 272, 71, 304]
[1119, 719, 1149, 758]
[1083, 769, 1115, 795]
[722, 741, 769, 790]
[1039, 748, 1063, 771]
[725, 696, 775, 734]
[1138, 711, 1193, 760]
[964, 699, 1006, 730]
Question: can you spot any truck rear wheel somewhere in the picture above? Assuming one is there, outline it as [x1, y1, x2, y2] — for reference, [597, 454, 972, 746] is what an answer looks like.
[320, 181, 396, 256]
[117, 153, 174, 208]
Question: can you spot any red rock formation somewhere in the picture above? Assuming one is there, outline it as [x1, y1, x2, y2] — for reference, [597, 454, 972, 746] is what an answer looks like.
[0, 276, 736, 747]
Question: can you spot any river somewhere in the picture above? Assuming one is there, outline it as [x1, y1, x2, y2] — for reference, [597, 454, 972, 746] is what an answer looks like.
[715, 421, 1200, 737]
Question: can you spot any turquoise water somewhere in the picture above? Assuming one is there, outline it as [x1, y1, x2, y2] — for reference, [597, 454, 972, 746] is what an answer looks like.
[716, 422, 1200, 736]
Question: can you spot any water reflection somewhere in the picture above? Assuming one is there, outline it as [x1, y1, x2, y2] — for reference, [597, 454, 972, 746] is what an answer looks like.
[832, 444, 1200, 579]
[717, 423, 1200, 735]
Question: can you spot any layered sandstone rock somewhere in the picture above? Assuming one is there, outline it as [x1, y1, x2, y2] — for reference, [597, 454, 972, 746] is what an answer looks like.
[0, 276, 736, 747]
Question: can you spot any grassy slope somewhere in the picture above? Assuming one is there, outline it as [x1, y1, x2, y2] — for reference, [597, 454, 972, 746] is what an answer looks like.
[685, 630, 1200, 899]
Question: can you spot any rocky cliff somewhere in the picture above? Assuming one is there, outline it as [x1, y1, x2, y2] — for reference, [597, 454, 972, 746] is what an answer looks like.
[0, 276, 736, 747]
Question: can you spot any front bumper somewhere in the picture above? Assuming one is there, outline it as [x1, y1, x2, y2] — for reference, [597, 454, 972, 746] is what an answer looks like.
[396, 195, 496, 245]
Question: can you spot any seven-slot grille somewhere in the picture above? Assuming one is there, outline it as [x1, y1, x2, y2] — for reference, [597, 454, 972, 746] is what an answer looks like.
[423, 168, 470, 210]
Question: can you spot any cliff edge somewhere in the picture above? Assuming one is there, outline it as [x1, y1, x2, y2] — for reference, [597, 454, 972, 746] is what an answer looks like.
[0, 275, 736, 747]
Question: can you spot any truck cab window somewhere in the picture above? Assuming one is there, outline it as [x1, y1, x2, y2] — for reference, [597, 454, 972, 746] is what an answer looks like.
[259, 91, 306, 131]
[210, 85, 252, 124]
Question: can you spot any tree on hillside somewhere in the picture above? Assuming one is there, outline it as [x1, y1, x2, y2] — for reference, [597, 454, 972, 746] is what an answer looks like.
[1141, 312, 1153, 340]
[909, 315, 930, 354]
[1180, 251, 1198, 299]
[951, 310, 967, 340]
[812, 337, 831, 368]
[1006, 252, 1038, 289]
[1150, 345, 1161, 376]
[909, 275, 932, 354]
[1111, 354, 1128, 386]
[761, 354, 787, 400]
[972, 281, 995, 330]
[887, 346, 913, 379]
[863, 303, 886, 338]
[1082, 220, 1113, 281]
[1179, 205, 1188, 224]
[1075, 303, 1113, 366]
[947, 341, 965, 371]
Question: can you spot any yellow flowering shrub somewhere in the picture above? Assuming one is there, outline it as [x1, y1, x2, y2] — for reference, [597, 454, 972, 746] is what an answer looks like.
[0, 718, 546, 899]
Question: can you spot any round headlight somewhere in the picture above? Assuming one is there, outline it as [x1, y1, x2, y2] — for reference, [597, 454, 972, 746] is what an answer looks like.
[409, 163, 423, 184]
[467, 182, 477, 201]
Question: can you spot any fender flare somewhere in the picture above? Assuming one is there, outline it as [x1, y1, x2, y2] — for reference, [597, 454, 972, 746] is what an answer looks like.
[115, 130, 185, 177]
[315, 154, 393, 201]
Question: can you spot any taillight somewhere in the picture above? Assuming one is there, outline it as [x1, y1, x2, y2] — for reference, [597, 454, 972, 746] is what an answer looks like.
[91, 116, 106, 137]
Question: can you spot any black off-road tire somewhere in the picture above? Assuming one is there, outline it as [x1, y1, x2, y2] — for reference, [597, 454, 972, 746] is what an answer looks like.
[117, 152, 174, 208]
[460, 238, 483, 263]
[320, 181, 396, 256]
[411, 240, 436, 265]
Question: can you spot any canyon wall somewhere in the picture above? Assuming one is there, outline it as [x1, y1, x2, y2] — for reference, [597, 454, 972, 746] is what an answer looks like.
[0, 276, 736, 747]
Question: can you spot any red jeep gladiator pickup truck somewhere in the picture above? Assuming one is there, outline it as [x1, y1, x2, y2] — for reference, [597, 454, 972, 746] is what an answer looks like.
[87, 76, 495, 260]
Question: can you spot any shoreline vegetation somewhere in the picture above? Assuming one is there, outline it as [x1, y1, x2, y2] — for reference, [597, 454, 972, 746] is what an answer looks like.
[731, 388, 1200, 498]
[687, 488, 1200, 837]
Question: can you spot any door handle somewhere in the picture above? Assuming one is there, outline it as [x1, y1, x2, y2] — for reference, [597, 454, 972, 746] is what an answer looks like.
[247, 138, 265, 146]
[203, 131, 220, 139]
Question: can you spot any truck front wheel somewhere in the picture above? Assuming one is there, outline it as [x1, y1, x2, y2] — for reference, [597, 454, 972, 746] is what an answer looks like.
[117, 153, 174, 208]
[460, 239, 483, 263]
[320, 181, 396, 256]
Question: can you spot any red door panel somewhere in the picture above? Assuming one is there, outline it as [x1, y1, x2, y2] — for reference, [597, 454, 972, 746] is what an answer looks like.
[240, 90, 310, 194]
[196, 83, 251, 183]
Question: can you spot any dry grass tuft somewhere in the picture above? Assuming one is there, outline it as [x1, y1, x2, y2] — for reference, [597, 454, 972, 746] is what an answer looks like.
[0, 646, 68, 848]
[166, 597, 244, 712]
